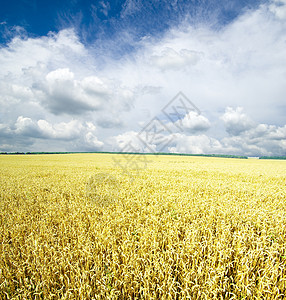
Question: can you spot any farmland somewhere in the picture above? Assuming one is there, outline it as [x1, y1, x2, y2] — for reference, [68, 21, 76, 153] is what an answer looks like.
[0, 154, 286, 299]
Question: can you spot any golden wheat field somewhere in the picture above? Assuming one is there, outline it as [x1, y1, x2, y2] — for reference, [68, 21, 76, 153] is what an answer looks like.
[0, 154, 286, 299]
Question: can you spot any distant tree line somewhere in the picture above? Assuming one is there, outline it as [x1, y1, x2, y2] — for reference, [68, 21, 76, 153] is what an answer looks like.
[0, 151, 247, 158]
[259, 156, 286, 160]
[1, 152, 286, 160]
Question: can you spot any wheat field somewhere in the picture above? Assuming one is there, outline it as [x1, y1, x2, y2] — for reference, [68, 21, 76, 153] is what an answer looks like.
[0, 154, 285, 299]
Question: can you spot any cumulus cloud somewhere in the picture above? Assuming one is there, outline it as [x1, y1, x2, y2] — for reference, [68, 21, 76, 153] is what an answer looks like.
[221, 128, 286, 156]
[173, 111, 211, 133]
[221, 107, 255, 136]
[0, 28, 135, 116]
[168, 134, 224, 154]
[14, 116, 85, 140]
[36, 68, 110, 115]
[109, 131, 142, 152]
[110, 114, 211, 154]
[166, 122, 286, 157]
[0, 117, 103, 152]
[109, 106, 286, 156]
[110, 117, 179, 153]
[15, 116, 41, 137]
[220, 107, 286, 156]
[0, 29, 86, 77]
[84, 132, 104, 150]
[36, 68, 135, 116]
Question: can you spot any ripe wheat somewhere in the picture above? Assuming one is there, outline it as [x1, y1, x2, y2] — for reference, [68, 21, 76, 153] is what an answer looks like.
[0, 154, 285, 299]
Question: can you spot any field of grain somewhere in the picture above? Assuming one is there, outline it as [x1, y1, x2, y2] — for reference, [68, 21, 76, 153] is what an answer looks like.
[0, 154, 286, 299]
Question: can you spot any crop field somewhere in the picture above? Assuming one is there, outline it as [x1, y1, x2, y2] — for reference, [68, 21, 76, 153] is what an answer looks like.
[0, 154, 286, 299]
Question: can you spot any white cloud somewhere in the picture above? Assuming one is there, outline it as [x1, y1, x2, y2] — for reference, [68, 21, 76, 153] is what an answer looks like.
[84, 132, 104, 149]
[174, 111, 211, 132]
[37, 119, 84, 140]
[0, 117, 104, 151]
[15, 116, 40, 136]
[0, 1, 286, 154]
[167, 117, 286, 156]
[0, 29, 86, 77]
[151, 48, 202, 71]
[269, 0, 286, 19]
[220, 107, 286, 156]
[221, 107, 255, 136]
[109, 131, 142, 152]
[14, 116, 86, 140]
[168, 134, 223, 154]
[37, 68, 109, 115]
[108, 106, 286, 156]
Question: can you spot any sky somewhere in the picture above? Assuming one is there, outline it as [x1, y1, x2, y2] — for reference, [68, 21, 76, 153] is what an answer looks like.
[0, 0, 285, 156]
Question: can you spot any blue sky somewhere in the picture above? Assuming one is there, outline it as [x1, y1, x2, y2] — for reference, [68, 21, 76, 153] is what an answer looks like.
[0, 0, 263, 49]
[0, 0, 286, 156]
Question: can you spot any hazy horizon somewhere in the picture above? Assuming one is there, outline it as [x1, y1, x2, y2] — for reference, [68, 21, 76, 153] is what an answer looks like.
[1, 0, 285, 157]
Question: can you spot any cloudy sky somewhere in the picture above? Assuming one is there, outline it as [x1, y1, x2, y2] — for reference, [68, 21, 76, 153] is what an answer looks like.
[0, 0, 285, 156]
